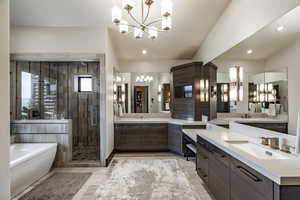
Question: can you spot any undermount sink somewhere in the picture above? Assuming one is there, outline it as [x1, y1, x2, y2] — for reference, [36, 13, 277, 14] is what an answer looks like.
[227, 141, 291, 160]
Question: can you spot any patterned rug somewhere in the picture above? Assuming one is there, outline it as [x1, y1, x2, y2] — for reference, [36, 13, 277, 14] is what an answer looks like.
[19, 172, 91, 200]
[96, 159, 204, 200]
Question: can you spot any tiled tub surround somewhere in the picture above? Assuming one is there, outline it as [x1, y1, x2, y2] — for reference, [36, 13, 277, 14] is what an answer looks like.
[183, 127, 300, 186]
[11, 120, 72, 167]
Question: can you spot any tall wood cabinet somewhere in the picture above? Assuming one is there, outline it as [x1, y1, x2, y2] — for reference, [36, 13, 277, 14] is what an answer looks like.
[170, 62, 217, 121]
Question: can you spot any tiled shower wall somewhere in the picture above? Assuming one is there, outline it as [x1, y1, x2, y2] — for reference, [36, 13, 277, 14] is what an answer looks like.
[10, 61, 100, 161]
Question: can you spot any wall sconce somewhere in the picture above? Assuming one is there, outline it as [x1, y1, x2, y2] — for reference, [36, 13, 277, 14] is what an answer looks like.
[121, 94, 126, 102]
[200, 79, 209, 102]
[221, 84, 229, 102]
[229, 66, 243, 102]
[256, 83, 275, 102]
[253, 90, 257, 102]
[121, 83, 125, 93]
[211, 85, 217, 99]
[121, 84, 126, 102]
[113, 84, 117, 101]
[158, 84, 162, 102]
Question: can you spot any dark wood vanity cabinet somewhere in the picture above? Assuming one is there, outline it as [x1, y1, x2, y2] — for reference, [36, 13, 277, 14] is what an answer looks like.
[196, 138, 230, 200]
[230, 158, 273, 200]
[115, 122, 205, 155]
[208, 146, 230, 200]
[168, 124, 206, 156]
[168, 124, 183, 155]
[196, 135, 273, 200]
[114, 123, 168, 151]
[196, 137, 209, 183]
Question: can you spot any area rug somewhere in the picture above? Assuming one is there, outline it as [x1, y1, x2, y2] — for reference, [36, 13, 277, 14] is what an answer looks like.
[19, 172, 91, 200]
[96, 159, 201, 200]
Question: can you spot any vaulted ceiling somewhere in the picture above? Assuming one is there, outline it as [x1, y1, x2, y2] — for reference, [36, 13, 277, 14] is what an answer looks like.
[218, 5, 300, 61]
[10, 0, 231, 61]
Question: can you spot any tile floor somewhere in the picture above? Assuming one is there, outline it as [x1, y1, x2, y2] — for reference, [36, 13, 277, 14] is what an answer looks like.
[13, 153, 214, 200]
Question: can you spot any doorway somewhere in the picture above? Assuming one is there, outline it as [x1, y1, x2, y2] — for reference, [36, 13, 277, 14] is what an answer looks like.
[134, 86, 149, 113]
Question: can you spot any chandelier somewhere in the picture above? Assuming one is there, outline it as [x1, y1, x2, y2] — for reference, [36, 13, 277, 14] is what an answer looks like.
[112, 0, 173, 40]
[135, 75, 153, 82]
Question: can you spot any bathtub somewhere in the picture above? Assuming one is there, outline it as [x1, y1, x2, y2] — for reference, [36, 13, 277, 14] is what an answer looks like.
[10, 143, 57, 197]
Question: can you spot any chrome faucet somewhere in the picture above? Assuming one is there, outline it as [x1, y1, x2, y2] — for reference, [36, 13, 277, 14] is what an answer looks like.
[269, 137, 280, 150]
[261, 137, 280, 149]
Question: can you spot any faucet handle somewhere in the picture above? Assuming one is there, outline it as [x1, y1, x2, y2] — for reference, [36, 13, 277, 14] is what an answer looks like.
[261, 137, 269, 145]
[280, 144, 295, 154]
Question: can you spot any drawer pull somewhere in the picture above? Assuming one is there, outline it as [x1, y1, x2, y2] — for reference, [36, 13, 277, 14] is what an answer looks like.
[237, 166, 261, 182]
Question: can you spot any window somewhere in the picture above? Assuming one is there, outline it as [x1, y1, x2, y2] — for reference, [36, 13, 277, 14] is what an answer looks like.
[78, 76, 93, 92]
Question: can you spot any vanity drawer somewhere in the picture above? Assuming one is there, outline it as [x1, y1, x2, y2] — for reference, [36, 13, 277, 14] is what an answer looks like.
[230, 158, 273, 200]
[197, 135, 208, 147]
[211, 146, 230, 167]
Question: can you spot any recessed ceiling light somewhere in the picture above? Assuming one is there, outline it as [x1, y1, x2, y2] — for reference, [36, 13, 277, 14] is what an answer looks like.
[277, 26, 285, 32]
[142, 50, 147, 55]
[247, 49, 253, 55]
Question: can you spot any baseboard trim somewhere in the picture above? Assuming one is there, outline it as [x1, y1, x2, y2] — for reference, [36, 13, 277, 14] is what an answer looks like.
[105, 150, 116, 167]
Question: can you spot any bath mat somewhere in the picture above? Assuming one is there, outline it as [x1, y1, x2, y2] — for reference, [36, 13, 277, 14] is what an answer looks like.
[19, 172, 91, 200]
[96, 159, 203, 200]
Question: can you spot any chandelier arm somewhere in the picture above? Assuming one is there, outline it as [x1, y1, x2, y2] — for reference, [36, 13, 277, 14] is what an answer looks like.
[144, 27, 167, 33]
[119, 23, 139, 28]
[145, 18, 163, 26]
[127, 10, 143, 27]
[143, 5, 151, 24]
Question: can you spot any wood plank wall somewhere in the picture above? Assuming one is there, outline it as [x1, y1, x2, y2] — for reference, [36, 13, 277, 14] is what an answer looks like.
[170, 62, 217, 121]
[10, 61, 100, 159]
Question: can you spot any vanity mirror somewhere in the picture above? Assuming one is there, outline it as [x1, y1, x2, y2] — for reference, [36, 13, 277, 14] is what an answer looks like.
[113, 71, 171, 114]
[209, 6, 300, 134]
[248, 70, 288, 115]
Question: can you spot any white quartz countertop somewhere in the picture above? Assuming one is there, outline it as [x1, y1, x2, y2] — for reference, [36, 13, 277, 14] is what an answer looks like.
[114, 118, 206, 126]
[210, 117, 288, 125]
[183, 129, 300, 185]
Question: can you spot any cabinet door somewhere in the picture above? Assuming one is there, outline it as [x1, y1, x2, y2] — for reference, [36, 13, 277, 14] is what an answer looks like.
[230, 158, 273, 200]
[168, 124, 183, 155]
[208, 148, 230, 200]
[196, 142, 209, 183]
[115, 124, 168, 151]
